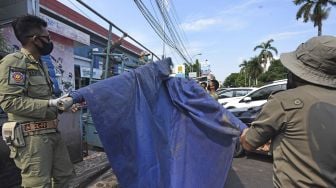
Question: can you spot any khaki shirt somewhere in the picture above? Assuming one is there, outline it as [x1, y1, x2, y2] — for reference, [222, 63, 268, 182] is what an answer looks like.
[209, 91, 218, 101]
[0, 49, 57, 122]
[245, 85, 336, 188]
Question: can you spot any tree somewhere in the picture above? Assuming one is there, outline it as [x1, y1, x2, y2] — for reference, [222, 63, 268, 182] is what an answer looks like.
[246, 56, 263, 86]
[294, 0, 336, 36]
[258, 59, 287, 84]
[223, 73, 241, 87]
[239, 60, 249, 86]
[184, 58, 201, 77]
[194, 59, 201, 77]
[253, 39, 278, 72]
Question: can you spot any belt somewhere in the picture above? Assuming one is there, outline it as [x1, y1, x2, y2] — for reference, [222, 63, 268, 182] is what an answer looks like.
[21, 120, 58, 136]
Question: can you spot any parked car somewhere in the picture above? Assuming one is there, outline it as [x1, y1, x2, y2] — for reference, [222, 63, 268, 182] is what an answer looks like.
[217, 87, 256, 105]
[224, 80, 287, 109]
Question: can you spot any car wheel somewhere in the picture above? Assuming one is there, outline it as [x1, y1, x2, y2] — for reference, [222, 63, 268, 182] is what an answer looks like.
[233, 139, 245, 158]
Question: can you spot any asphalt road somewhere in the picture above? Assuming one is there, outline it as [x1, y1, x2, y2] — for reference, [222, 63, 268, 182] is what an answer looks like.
[225, 153, 273, 188]
[87, 152, 273, 188]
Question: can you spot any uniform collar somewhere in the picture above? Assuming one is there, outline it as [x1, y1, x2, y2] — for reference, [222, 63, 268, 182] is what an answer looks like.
[20, 48, 39, 64]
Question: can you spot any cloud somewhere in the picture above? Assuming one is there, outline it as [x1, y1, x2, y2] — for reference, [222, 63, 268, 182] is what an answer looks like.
[259, 30, 312, 42]
[181, 17, 247, 32]
[220, 0, 267, 15]
[180, 18, 222, 31]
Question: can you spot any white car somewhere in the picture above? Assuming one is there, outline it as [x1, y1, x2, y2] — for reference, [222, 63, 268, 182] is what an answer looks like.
[217, 87, 256, 106]
[224, 80, 287, 109]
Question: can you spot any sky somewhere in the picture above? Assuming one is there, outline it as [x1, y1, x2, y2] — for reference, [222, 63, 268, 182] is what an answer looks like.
[58, 0, 336, 82]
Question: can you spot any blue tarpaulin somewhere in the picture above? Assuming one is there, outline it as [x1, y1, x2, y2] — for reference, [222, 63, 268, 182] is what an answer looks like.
[76, 58, 247, 188]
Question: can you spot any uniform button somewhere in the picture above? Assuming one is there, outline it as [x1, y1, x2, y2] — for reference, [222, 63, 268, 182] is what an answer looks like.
[294, 99, 302, 105]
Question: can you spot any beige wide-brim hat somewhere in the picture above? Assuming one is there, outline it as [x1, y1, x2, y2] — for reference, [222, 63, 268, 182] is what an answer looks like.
[280, 35, 336, 88]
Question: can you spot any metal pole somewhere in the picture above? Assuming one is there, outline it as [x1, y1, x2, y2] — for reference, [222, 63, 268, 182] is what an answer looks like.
[90, 54, 94, 84]
[104, 24, 112, 79]
[76, 0, 160, 60]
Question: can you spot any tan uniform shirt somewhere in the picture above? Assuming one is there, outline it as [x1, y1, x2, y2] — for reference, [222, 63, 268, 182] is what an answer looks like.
[245, 85, 336, 188]
[209, 91, 218, 101]
[0, 49, 57, 122]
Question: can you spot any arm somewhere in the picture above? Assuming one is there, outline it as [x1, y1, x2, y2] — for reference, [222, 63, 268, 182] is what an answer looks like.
[240, 128, 256, 151]
[0, 56, 50, 118]
[239, 96, 286, 151]
[0, 94, 49, 119]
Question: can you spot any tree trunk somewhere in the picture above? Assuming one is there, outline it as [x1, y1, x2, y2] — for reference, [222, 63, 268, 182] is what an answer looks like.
[318, 22, 322, 36]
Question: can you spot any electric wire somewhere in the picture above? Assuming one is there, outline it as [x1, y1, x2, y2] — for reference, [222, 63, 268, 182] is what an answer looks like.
[66, 0, 92, 20]
[155, 0, 190, 62]
[134, 0, 192, 63]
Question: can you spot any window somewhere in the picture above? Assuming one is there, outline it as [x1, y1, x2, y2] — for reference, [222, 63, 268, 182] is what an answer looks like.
[249, 84, 285, 101]
[235, 90, 250, 97]
[74, 65, 90, 90]
[218, 90, 234, 98]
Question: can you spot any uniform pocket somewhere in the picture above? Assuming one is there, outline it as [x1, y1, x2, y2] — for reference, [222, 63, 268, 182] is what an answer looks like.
[27, 76, 50, 98]
[21, 156, 42, 177]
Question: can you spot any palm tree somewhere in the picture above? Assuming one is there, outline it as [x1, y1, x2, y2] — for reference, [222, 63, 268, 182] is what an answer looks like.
[246, 56, 263, 86]
[294, 0, 336, 36]
[253, 39, 278, 72]
[239, 60, 249, 86]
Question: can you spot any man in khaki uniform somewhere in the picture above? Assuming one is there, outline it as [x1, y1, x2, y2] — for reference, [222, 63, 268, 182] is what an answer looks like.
[0, 15, 74, 187]
[240, 36, 336, 188]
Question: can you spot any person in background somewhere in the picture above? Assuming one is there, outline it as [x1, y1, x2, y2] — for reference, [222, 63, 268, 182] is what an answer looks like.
[207, 79, 219, 100]
[240, 36, 336, 188]
[200, 82, 207, 90]
[0, 15, 75, 187]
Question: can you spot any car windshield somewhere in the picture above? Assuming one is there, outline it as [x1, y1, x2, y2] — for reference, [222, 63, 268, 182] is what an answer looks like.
[218, 89, 253, 99]
[248, 84, 286, 101]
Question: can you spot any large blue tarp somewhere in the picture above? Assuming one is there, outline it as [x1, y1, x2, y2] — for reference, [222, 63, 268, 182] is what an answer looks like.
[76, 58, 247, 188]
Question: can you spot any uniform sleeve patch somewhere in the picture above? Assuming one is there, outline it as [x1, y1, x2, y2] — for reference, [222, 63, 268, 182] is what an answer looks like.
[8, 67, 26, 86]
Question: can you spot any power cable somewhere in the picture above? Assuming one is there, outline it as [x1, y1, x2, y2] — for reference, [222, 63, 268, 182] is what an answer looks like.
[66, 0, 92, 20]
[134, 0, 192, 63]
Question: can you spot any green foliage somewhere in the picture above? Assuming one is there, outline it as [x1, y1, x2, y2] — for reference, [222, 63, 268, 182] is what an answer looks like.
[253, 39, 278, 71]
[223, 73, 243, 87]
[185, 58, 201, 77]
[258, 59, 287, 85]
[224, 59, 287, 87]
[294, 0, 336, 36]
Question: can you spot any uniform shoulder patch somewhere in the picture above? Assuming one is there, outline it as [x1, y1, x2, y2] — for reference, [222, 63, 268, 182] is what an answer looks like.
[8, 67, 26, 86]
[13, 52, 24, 59]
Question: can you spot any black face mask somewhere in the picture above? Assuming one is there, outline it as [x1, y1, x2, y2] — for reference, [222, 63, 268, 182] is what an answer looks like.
[35, 37, 54, 55]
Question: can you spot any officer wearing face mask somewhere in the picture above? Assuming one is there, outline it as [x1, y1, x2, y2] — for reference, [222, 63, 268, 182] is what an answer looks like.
[0, 15, 74, 187]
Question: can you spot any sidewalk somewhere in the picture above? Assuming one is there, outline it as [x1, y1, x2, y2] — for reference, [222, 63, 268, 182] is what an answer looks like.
[69, 150, 119, 188]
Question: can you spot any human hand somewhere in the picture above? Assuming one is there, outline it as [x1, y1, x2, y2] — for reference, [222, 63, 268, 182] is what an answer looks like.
[70, 103, 83, 113]
[48, 95, 73, 111]
[57, 97, 73, 111]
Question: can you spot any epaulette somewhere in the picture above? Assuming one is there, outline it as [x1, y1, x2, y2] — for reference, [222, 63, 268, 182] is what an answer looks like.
[277, 92, 304, 111]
